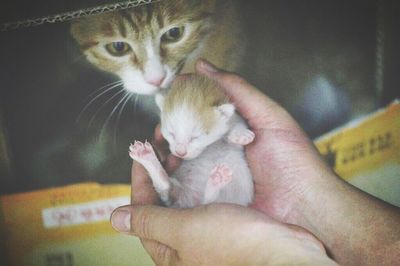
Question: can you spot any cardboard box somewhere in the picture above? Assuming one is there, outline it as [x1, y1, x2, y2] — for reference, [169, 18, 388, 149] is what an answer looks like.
[315, 100, 400, 206]
[1, 183, 153, 266]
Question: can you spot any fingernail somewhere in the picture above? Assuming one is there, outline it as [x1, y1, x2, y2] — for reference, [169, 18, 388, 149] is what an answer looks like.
[110, 209, 131, 233]
[199, 59, 218, 73]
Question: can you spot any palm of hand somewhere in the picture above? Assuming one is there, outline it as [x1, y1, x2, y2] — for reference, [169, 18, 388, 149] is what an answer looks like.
[245, 121, 328, 223]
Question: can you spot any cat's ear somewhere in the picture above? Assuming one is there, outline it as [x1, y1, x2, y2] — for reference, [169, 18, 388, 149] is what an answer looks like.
[70, 19, 89, 42]
[155, 94, 165, 111]
[215, 103, 235, 120]
[70, 21, 82, 41]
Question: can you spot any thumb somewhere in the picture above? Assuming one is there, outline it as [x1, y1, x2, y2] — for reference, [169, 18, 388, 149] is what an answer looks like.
[195, 59, 298, 131]
[111, 204, 185, 248]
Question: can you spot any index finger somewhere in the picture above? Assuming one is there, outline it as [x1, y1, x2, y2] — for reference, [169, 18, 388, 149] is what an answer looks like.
[196, 59, 298, 131]
[131, 162, 159, 205]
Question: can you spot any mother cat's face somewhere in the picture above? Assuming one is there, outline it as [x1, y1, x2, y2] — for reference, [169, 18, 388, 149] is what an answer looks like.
[71, 0, 215, 95]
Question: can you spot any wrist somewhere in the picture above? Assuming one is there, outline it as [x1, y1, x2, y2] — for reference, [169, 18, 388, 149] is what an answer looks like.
[283, 162, 341, 228]
[259, 233, 337, 266]
[249, 218, 337, 266]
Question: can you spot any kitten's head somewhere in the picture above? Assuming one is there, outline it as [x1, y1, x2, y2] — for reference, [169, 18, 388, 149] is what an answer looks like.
[71, 0, 217, 95]
[156, 75, 235, 160]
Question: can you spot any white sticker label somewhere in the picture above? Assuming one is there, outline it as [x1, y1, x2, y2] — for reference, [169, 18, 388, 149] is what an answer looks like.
[41, 196, 129, 229]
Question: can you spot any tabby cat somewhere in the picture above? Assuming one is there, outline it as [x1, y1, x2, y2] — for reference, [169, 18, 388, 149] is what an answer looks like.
[71, 0, 376, 137]
[70, 0, 244, 95]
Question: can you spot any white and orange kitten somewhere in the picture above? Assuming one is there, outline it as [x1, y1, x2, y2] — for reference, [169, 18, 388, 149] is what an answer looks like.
[129, 75, 254, 207]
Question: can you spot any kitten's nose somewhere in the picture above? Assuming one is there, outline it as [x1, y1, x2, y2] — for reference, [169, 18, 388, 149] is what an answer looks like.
[175, 144, 187, 157]
[145, 73, 166, 87]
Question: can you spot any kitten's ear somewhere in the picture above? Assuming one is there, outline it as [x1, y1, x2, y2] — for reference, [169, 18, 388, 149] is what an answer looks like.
[216, 103, 235, 119]
[155, 94, 165, 111]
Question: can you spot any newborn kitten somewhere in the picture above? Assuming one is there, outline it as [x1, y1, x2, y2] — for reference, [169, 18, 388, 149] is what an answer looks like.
[129, 75, 254, 208]
[70, 0, 243, 95]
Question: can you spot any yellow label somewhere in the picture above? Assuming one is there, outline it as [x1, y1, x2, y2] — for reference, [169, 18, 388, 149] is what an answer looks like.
[315, 101, 400, 180]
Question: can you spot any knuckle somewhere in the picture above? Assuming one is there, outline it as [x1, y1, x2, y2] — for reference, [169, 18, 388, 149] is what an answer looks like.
[134, 208, 153, 238]
[155, 244, 174, 266]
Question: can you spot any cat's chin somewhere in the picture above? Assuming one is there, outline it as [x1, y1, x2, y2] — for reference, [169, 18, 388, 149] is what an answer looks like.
[123, 83, 161, 95]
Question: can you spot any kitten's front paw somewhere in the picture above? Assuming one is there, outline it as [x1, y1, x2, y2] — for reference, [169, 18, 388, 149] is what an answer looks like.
[228, 128, 255, 146]
[209, 164, 233, 188]
[129, 141, 157, 164]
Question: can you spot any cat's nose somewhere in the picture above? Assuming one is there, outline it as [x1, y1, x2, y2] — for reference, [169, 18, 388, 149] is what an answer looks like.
[145, 74, 166, 87]
[175, 144, 187, 157]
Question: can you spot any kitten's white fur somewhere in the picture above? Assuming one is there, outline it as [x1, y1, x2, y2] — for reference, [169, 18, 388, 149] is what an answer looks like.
[130, 96, 254, 208]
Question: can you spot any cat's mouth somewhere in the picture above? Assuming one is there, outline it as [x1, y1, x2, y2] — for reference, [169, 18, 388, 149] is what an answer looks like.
[122, 68, 176, 95]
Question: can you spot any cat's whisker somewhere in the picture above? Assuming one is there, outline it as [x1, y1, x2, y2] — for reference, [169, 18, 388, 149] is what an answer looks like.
[87, 88, 125, 130]
[133, 93, 140, 121]
[87, 80, 123, 99]
[77, 81, 123, 123]
[113, 93, 133, 147]
[100, 92, 131, 139]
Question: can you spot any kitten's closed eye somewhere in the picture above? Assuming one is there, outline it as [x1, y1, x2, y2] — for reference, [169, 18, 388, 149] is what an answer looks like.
[190, 136, 200, 142]
[161, 26, 185, 43]
[168, 131, 176, 140]
[105, 42, 131, 56]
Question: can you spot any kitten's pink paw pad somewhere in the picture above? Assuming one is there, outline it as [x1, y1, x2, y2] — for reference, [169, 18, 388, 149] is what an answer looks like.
[209, 164, 233, 187]
[228, 129, 255, 145]
[129, 141, 156, 161]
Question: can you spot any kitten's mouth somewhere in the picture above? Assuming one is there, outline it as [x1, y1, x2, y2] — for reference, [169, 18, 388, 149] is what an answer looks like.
[173, 153, 186, 159]
[172, 151, 188, 160]
[174, 152, 196, 160]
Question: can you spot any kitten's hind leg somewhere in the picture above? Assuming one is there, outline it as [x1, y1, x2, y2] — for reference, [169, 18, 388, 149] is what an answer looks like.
[203, 164, 233, 204]
[227, 124, 255, 146]
[129, 141, 171, 205]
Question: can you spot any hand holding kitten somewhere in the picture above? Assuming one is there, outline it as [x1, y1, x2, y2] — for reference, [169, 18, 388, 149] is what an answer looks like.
[112, 60, 399, 265]
[195, 59, 400, 265]
[111, 204, 335, 266]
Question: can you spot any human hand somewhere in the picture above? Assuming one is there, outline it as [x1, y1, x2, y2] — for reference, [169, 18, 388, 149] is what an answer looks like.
[126, 60, 400, 266]
[126, 124, 337, 265]
[129, 123, 182, 260]
[111, 203, 336, 265]
[196, 59, 335, 224]
[196, 60, 400, 266]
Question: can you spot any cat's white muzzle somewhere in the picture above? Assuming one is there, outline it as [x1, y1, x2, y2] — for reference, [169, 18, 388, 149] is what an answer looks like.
[121, 68, 171, 95]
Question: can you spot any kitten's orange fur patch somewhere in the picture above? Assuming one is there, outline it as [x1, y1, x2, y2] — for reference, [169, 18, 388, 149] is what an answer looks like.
[165, 75, 227, 132]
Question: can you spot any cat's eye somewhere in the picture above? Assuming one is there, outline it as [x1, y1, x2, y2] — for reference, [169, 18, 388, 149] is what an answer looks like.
[161, 26, 185, 43]
[105, 42, 131, 56]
